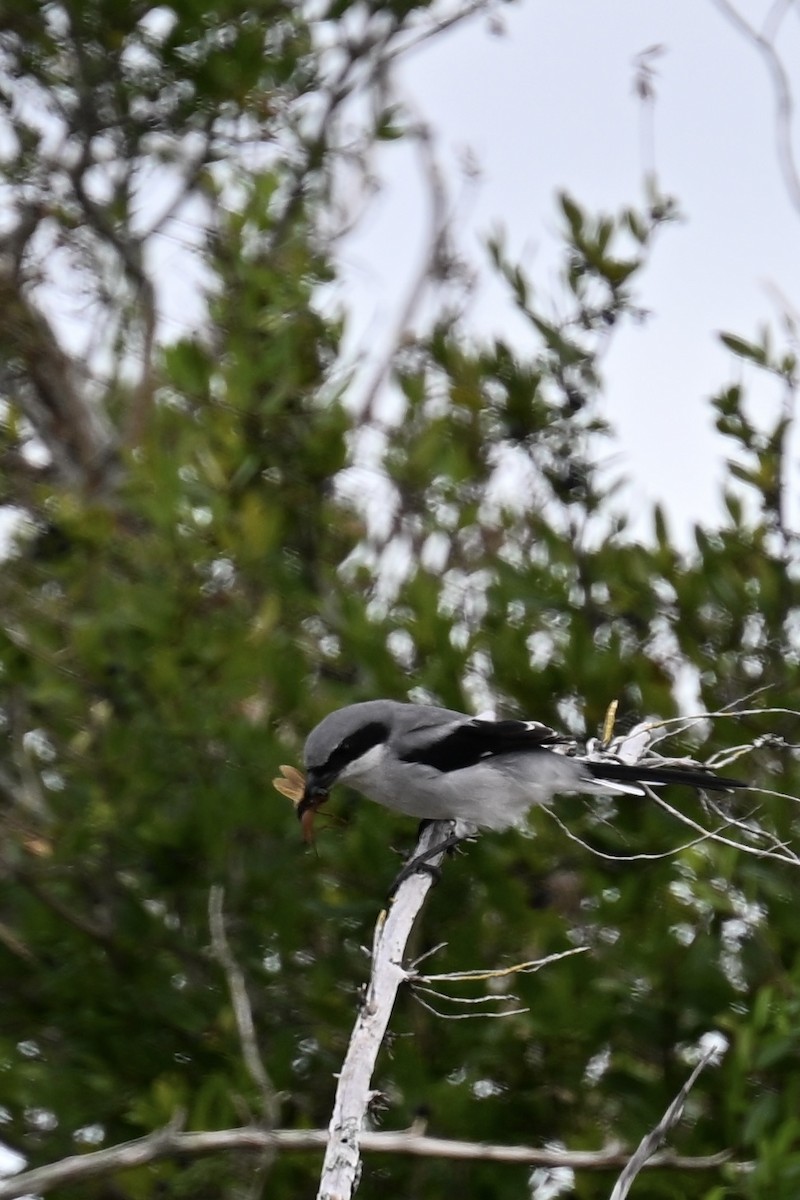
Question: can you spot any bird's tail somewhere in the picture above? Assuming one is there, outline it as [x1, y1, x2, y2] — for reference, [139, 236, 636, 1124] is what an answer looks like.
[586, 759, 746, 793]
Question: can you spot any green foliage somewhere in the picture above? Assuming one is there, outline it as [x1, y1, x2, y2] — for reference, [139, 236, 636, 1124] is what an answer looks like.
[1, 3, 800, 1200]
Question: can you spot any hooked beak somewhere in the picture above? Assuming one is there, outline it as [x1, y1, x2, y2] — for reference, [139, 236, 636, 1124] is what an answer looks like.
[297, 768, 335, 842]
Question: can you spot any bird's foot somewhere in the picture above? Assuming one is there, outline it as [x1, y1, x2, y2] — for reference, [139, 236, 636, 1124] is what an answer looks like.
[388, 831, 464, 897]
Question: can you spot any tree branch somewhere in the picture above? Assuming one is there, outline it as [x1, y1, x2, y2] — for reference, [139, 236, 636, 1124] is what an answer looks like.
[0, 1122, 739, 1200]
[356, 121, 452, 429]
[208, 885, 281, 1128]
[69, 152, 157, 450]
[711, 0, 800, 214]
[0, 268, 117, 489]
[315, 819, 453, 1200]
[610, 1047, 720, 1200]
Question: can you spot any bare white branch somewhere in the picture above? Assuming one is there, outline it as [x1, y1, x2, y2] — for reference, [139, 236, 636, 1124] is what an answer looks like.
[609, 1047, 719, 1200]
[413, 947, 589, 984]
[208, 885, 281, 1128]
[543, 805, 728, 862]
[711, 0, 800, 214]
[0, 1120, 740, 1200]
[412, 992, 529, 1020]
[650, 789, 800, 867]
[315, 819, 454, 1200]
[546, 706, 800, 870]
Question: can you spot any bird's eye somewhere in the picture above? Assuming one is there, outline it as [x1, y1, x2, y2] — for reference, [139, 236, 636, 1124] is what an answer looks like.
[325, 721, 387, 771]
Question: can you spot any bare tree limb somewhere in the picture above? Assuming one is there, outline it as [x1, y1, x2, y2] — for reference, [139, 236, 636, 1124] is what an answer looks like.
[650, 788, 800, 867]
[356, 122, 452, 428]
[0, 1121, 739, 1200]
[316, 819, 453, 1200]
[609, 1046, 720, 1200]
[208, 885, 281, 1129]
[69, 152, 158, 449]
[0, 268, 117, 489]
[711, 0, 800, 214]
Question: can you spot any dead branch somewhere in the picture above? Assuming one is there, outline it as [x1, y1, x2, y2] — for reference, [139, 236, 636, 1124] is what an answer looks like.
[315, 819, 453, 1200]
[609, 1046, 720, 1200]
[356, 122, 451, 428]
[0, 1120, 740, 1200]
[650, 789, 800, 867]
[409, 946, 588, 1018]
[208, 885, 281, 1128]
[0, 268, 117, 490]
[69, 151, 158, 449]
[551, 705, 800, 869]
[710, 0, 800, 216]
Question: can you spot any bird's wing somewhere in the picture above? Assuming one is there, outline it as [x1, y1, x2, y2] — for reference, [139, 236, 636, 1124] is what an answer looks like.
[397, 716, 568, 774]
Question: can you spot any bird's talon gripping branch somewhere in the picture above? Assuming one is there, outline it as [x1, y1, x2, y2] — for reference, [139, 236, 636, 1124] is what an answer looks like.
[388, 858, 443, 897]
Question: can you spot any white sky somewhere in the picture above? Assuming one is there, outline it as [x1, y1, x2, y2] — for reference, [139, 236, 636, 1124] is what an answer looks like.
[326, 0, 800, 542]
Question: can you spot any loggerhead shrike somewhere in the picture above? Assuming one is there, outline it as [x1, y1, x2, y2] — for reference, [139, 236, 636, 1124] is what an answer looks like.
[298, 699, 745, 843]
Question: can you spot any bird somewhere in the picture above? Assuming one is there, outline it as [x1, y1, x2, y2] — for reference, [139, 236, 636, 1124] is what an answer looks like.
[298, 699, 746, 847]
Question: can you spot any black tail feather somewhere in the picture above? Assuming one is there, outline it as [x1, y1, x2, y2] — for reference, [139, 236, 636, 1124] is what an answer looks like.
[587, 759, 746, 793]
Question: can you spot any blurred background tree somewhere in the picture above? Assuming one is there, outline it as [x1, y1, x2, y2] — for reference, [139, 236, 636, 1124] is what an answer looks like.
[0, 2, 799, 1198]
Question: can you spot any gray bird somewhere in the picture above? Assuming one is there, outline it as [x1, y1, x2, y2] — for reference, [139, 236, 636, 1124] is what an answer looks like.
[298, 699, 745, 842]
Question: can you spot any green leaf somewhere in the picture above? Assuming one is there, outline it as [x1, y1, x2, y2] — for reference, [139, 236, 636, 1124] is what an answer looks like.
[719, 331, 768, 365]
[559, 190, 584, 238]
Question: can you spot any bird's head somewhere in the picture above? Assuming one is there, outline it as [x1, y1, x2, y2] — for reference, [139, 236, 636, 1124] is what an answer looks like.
[298, 702, 391, 832]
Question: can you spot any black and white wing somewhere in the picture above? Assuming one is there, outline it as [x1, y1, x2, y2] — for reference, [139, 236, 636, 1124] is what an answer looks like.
[397, 711, 746, 793]
[396, 715, 569, 773]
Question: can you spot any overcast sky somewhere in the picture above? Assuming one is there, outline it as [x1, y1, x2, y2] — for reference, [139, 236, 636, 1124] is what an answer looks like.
[326, 0, 800, 542]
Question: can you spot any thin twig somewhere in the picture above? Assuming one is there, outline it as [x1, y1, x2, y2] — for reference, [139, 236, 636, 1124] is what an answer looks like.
[357, 122, 450, 426]
[542, 805, 726, 862]
[413, 947, 589, 984]
[609, 1047, 719, 1200]
[408, 940, 448, 970]
[380, 0, 498, 69]
[711, 0, 800, 213]
[650, 789, 800, 866]
[412, 993, 529, 1020]
[409, 948, 588, 1018]
[412, 985, 520, 1005]
[645, 705, 800, 744]
[208, 886, 281, 1128]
